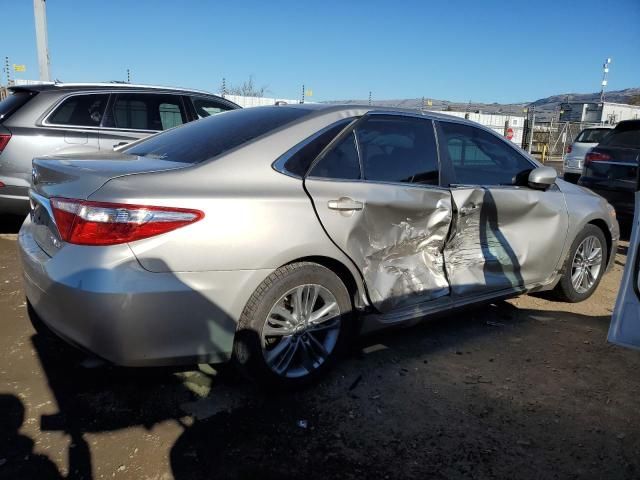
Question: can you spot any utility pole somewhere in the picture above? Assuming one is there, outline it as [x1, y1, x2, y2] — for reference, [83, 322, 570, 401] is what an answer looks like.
[528, 106, 536, 154]
[599, 58, 611, 104]
[33, 0, 51, 81]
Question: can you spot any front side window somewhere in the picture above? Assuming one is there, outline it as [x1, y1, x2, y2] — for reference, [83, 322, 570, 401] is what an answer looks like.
[357, 116, 439, 185]
[108, 93, 187, 131]
[439, 121, 533, 186]
[191, 97, 232, 118]
[48, 94, 109, 127]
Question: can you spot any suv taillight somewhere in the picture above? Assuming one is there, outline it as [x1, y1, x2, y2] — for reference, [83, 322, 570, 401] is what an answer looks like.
[566, 145, 572, 154]
[50, 198, 204, 246]
[0, 133, 11, 153]
[584, 151, 612, 165]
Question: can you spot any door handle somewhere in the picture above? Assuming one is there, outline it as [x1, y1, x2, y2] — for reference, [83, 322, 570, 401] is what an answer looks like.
[327, 197, 364, 211]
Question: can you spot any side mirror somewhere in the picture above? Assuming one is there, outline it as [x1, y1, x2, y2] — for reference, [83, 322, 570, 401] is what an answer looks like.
[528, 166, 557, 190]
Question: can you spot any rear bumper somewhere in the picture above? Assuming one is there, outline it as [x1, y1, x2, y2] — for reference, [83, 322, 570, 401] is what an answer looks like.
[18, 217, 271, 367]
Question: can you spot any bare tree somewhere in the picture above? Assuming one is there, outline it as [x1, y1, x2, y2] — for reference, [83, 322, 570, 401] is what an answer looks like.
[225, 75, 270, 97]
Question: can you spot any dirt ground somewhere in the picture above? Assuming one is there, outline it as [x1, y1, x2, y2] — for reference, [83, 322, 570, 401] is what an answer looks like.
[1, 212, 639, 480]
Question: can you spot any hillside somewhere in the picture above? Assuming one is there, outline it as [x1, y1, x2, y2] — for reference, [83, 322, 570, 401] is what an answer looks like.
[324, 87, 640, 121]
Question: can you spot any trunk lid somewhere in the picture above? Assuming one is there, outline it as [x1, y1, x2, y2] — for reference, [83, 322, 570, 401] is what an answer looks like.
[29, 152, 190, 256]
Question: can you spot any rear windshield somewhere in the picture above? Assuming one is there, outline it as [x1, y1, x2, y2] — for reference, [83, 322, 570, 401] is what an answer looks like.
[125, 107, 311, 164]
[599, 123, 640, 149]
[0, 90, 36, 121]
[575, 128, 611, 143]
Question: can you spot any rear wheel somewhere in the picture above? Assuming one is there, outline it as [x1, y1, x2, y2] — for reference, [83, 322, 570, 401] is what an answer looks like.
[233, 262, 352, 388]
[554, 225, 607, 302]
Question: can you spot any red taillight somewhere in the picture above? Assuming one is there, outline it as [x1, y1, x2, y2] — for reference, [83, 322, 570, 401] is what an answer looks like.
[50, 198, 204, 246]
[566, 145, 572, 154]
[584, 151, 612, 165]
[0, 133, 11, 152]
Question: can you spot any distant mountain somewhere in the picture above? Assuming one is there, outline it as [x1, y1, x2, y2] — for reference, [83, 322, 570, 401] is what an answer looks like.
[324, 87, 640, 121]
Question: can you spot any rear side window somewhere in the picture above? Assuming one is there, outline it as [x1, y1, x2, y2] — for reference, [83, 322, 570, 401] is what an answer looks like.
[357, 116, 439, 185]
[191, 97, 233, 118]
[125, 106, 311, 164]
[309, 131, 360, 180]
[576, 128, 611, 143]
[0, 90, 36, 121]
[47, 94, 109, 127]
[599, 124, 640, 149]
[107, 93, 187, 131]
[282, 119, 353, 177]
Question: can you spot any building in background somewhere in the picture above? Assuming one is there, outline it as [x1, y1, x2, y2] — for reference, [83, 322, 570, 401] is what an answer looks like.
[559, 102, 640, 124]
[439, 111, 526, 145]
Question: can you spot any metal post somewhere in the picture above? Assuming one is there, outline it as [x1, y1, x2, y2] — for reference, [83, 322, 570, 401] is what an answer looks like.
[301, 84, 305, 104]
[368, 91, 372, 106]
[127, 69, 130, 83]
[33, 0, 51, 82]
[528, 111, 536, 154]
[221, 77, 226, 98]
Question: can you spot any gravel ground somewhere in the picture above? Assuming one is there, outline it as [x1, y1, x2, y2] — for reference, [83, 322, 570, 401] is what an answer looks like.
[0, 213, 639, 480]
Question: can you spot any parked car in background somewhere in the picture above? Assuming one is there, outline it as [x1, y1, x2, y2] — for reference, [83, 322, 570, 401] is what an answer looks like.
[19, 104, 619, 388]
[579, 120, 640, 222]
[0, 83, 239, 214]
[563, 126, 613, 183]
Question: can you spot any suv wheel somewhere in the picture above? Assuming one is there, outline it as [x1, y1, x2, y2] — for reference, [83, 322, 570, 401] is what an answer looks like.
[233, 262, 352, 388]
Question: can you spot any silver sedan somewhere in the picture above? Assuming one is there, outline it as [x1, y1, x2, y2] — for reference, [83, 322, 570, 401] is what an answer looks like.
[19, 105, 619, 387]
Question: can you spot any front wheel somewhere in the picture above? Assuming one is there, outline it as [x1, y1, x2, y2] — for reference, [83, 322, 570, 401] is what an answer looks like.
[233, 262, 352, 388]
[554, 225, 607, 302]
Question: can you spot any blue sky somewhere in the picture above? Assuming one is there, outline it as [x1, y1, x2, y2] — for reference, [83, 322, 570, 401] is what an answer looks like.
[1, 0, 638, 103]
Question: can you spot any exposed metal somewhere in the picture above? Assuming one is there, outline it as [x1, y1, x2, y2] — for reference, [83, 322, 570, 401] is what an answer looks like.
[262, 284, 341, 378]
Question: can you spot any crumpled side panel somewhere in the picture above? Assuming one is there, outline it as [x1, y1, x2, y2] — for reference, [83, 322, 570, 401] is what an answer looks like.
[351, 194, 452, 312]
[445, 187, 568, 296]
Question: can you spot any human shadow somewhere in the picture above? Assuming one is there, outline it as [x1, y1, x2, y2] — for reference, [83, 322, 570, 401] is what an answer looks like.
[168, 300, 640, 480]
[0, 394, 63, 480]
[28, 258, 240, 480]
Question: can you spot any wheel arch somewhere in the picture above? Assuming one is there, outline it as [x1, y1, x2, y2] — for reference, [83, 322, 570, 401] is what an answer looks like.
[284, 255, 367, 310]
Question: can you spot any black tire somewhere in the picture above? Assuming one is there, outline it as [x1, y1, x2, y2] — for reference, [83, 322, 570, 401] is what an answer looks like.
[233, 262, 352, 389]
[554, 224, 607, 303]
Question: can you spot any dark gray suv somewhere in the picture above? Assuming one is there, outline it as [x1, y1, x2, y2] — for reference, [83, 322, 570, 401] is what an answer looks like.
[0, 83, 239, 214]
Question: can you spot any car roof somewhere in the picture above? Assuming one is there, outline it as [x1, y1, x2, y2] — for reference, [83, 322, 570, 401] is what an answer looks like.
[7, 82, 222, 97]
[265, 103, 486, 125]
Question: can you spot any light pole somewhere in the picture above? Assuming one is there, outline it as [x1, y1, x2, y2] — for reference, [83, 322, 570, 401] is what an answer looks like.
[600, 58, 611, 104]
[33, 0, 51, 82]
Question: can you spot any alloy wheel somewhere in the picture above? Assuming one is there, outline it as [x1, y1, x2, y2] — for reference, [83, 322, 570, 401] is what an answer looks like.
[261, 284, 341, 378]
[571, 235, 603, 294]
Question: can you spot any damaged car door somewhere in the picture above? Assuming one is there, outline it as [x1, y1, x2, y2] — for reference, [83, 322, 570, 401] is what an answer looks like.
[436, 120, 569, 297]
[305, 114, 452, 312]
